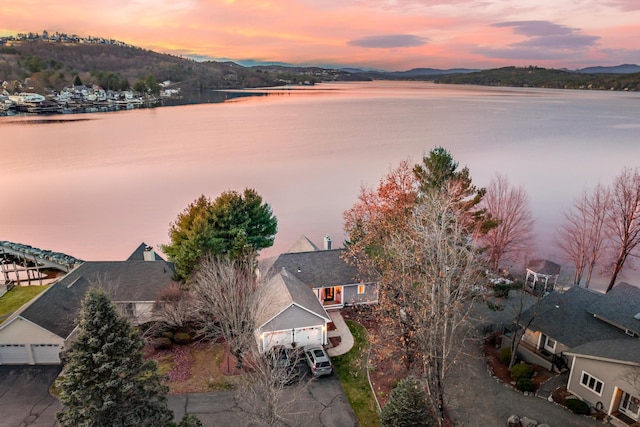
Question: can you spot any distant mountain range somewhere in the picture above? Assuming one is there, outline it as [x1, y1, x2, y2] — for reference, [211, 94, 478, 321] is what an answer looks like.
[1, 31, 639, 93]
[574, 64, 640, 74]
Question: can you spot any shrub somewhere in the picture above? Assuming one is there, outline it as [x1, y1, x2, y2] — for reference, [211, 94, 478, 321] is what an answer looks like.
[510, 363, 534, 380]
[151, 337, 172, 350]
[516, 378, 534, 392]
[173, 332, 192, 345]
[566, 398, 590, 415]
[494, 283, 511, 298]
[499, 347, 512, 365]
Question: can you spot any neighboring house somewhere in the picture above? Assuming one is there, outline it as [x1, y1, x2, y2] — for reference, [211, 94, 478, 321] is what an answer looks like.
[565, 339, 640, 423]
[508, 283, 640, 424]
[255, 269, 331, 352]
[0, 244, 174, 365]
[514, 286, 629, 371]
[269, 236, 378, 310]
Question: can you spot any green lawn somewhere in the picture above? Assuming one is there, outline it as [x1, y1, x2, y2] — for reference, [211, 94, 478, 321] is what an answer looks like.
[333, 320, 381, 427]
[0, 285, 49, 323]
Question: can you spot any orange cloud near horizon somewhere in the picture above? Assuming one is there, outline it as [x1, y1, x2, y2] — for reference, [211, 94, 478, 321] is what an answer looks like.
[1, 0, 639, 70]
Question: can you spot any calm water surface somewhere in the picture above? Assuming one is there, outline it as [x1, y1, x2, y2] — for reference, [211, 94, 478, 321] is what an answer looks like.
[2, 81, 639, 288]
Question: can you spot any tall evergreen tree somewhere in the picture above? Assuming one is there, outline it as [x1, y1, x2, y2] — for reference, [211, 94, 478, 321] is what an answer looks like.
[414, 146, 493, 237]
[57, 288, 173, 427]
[380, 376, 433, 427]
[162, 189, 277, 281]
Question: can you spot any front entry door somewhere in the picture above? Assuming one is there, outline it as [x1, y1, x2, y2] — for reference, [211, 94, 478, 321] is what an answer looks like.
[620, 391, 640, 420]
[324, 287, 334, 302]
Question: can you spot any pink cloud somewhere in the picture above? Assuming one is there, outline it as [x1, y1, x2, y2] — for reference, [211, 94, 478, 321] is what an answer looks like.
[1, 0, 639, 69]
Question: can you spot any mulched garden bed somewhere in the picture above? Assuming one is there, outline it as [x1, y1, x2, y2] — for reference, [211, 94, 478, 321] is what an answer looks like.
[483, 333, 552, 391]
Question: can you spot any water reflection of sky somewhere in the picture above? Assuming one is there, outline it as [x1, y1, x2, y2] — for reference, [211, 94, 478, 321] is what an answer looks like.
[1, 81, 639, 290]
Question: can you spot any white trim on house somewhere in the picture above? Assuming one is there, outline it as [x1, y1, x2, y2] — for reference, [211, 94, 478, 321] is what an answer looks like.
[257, 302, 330, 332]
[580, 370, 604, 396]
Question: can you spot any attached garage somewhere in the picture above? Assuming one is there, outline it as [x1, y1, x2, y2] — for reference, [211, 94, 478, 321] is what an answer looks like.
[32, 344, 61, 364]
[256, 271, 331, 353]
[0, 344, 29, 364]
[293, 326, 323, 348]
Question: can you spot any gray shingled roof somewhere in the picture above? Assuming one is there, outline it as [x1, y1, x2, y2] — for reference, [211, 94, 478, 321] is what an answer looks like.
[19, 260, 175, 339]
[269, 249, 366, 288]
[566, 339, 640, 365]
[521, 286, 628, 348]
[526, 259, 561, 275]
[587, 282, 640, 336]
[257, 270, 330, 328]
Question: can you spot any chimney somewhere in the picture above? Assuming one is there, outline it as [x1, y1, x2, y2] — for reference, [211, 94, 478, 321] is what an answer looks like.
[324, 235, 332, 250]
[143, 245, 156, 261]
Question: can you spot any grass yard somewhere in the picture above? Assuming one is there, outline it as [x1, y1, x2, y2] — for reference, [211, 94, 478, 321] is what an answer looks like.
[333, 320, 381, 427]
[0, 285, 49, 323]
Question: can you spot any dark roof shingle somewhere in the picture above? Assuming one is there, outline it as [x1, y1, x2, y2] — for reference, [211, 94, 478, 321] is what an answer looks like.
[20, 260, 175, 338]
[522, 286, 629, 348]
[269, 249, 366, 288]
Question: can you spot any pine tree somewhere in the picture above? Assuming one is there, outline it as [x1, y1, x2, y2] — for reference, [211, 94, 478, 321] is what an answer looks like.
[57, 288, 173, 427]
[380, 376, 433, 427]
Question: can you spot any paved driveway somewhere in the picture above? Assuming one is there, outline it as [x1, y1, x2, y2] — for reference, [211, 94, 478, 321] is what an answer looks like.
[0, 365, 62, 427]
[444, 292, 605, 427]
[169, 372, 357, 427]
[1, 364, 355, 427]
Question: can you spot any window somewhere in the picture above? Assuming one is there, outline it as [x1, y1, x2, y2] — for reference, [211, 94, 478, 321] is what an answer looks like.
[543, 336, 557, 352]
[580, 371, 603, 395]
[357, 284, 365, 295]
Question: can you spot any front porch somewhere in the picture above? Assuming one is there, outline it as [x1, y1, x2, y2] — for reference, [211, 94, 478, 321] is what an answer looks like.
[503, 333, 569, 372]
[315, 286, 344, 310]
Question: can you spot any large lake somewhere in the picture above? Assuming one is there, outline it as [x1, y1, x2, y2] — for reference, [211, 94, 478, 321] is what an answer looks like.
[2, 81, 639, 289]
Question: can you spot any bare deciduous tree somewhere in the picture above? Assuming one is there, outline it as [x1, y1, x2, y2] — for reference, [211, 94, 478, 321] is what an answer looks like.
[236, 345, 309, 427]
[606, 167, 640, 293]
[382, 192, 483, 427]
[557, 183, 610, 287]
[478, 174, 534, 272]
[189, 254, 262, 369]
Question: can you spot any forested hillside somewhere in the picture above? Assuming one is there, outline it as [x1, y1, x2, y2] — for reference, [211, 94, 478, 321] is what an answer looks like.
[0, 39, 332, 93]
[433, 66, 640, 91]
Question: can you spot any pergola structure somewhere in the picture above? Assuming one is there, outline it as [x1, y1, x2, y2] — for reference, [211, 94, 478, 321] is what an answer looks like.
[525, 259, 561, 293]
[0, 241, 81, 296]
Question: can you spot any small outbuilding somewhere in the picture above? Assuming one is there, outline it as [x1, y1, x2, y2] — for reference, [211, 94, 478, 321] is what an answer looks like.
[525, 259, 561, 293]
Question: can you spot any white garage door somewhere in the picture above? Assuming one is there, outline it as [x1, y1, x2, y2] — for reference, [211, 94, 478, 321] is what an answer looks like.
[0, 344, 29, 364]
[263, 330, 293, 351]
[32, 344, 61, 364]
[293, 326, 323, 348]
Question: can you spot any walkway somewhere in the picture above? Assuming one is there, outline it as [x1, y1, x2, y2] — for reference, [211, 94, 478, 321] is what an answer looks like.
[326, 310, 354, 357]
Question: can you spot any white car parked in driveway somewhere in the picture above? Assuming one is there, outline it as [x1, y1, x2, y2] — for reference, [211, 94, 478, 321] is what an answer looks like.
[304, 346, 332, 377]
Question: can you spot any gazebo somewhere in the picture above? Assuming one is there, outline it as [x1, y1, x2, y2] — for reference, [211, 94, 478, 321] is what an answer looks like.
[525, 259, 561, 293]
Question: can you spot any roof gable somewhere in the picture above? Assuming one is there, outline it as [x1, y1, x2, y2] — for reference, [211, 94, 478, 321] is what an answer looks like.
[522, 286, 628, 348]
[127, 242, 167, 262]
[257, 270, 330, 328]
[286, 235, 320, 253]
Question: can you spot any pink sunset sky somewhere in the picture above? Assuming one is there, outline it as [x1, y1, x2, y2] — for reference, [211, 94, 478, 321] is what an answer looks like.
[1, 0, 639, 70]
